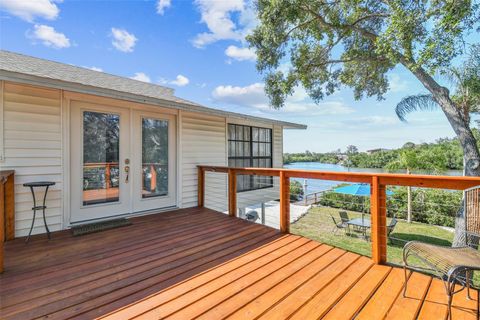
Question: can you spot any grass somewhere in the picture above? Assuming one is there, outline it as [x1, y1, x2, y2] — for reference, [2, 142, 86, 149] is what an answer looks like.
[290, 205, 479, 288]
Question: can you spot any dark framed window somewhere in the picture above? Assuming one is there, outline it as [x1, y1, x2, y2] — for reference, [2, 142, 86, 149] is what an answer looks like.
[228, 124, 273, 192]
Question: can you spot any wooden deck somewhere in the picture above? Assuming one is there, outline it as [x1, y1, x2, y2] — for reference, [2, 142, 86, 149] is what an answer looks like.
[0, 208, 478, 320]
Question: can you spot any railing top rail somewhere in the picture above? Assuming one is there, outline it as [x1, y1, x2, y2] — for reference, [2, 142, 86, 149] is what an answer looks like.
[197, 165, 480, 190]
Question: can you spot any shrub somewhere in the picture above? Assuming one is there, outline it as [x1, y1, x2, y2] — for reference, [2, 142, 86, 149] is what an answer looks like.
[290, 180, 304, 201]
[318, 186, 462, 227]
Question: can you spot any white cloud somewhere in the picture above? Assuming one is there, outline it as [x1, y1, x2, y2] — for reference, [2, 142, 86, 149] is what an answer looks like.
[225, 45, 256, 61]
[388, 73, 409, 92]
[283, 101, 354, 115]
[170, 74, 189, 86]
[156, 0, 171, 15]
[0, 0, 60, 22]
[159, 74, 190, 87]
[84, 66, 103, 72]
[192, 0, 256, 48]
[30, 24, 70, 48]
[213, 82, 265, 105]
[111, 28, 137, 53]
[341, 116, 399, 127]
[212, 82, 354, 115]
[130, 72, 151, 83]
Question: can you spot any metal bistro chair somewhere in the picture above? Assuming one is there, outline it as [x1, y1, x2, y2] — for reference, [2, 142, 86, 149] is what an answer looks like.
[339, 211, 350, 224]
[330, 214, 349, 235]
[387, 217, 398, 243]
[245, 210, 259, 222]
[402, 186, 480, 319]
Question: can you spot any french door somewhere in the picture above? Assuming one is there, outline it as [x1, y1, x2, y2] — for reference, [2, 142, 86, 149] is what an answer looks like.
[70, 101, 176, 223]
[132, 110, 176, 212]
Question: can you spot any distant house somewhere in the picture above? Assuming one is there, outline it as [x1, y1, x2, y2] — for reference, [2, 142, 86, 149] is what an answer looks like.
[366, 148, 391, 154]
[0, 50, 306, 237]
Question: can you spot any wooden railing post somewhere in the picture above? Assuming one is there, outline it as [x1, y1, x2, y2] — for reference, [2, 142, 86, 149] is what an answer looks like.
[0, 178, 4, 273]
[371, 175, 387, 264]
[280, 171, 290, 233]
[4, 173, 14, 241]
[228, 169, 237, 217]
[1, 171, 15, 273]
[197, 167, 205, 207]
[105, 163, 111, 189]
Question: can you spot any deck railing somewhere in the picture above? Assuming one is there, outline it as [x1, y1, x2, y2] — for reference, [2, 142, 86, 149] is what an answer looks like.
[197, 165, 480, 265]
[1, 170, 15, 273]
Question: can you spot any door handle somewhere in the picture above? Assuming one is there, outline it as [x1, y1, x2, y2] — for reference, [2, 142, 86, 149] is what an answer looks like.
[124, 166, 130, 183]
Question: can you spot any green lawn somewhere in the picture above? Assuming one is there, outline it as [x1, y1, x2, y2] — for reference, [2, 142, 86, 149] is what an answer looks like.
[290, 205, 479, 287]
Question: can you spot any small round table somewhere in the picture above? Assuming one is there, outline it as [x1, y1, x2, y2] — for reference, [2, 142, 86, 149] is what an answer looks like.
[23, 181, 56, 243]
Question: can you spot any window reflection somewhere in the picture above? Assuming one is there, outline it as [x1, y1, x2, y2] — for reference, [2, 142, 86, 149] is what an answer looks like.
[83, 111, 120, 205]
[142, 118, 168, 198]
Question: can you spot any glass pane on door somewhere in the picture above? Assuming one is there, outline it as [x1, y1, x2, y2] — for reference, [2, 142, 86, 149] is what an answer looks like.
[142, 118, 168, 198]
[82, 111, 120, 205]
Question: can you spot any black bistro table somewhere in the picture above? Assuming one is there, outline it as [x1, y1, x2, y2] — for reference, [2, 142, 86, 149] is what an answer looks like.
[346, 217, 371, 240]
[23, 181, 56, 243]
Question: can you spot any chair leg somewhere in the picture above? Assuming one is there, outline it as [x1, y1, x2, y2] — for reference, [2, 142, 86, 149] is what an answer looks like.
[445, 276, 456, 320]
[466, 271, 472, 300]
[402, 249, 411, 298]
[447, 292, 453, 320]
[331, 226, 337, 235]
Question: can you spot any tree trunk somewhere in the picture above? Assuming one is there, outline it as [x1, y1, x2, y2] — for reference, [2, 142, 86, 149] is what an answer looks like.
[406, 64, 480, 246]
[406, 169, 412, 223]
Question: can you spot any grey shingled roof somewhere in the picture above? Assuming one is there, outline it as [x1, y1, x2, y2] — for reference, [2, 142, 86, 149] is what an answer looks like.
[0, 50, 306, 129]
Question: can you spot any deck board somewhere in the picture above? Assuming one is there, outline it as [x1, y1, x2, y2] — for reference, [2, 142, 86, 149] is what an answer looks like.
[0, 207, 478, 319]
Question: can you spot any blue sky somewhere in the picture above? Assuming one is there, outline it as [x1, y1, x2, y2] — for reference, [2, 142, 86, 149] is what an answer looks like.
[0, 0, 475, 152]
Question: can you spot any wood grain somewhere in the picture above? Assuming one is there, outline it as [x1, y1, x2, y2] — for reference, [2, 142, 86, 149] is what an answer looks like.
[0, 207, 477, 320]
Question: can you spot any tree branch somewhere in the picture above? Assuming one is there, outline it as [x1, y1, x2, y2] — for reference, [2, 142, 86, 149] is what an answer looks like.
[285, 18, 317, 38]
[300, 5, 381, 42]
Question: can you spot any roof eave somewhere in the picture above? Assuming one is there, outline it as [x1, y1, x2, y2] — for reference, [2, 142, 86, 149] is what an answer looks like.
[0, 70, 307, 130]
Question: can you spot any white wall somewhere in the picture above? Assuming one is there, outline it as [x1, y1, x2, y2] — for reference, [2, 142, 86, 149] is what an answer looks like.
[0, 81, 286, 236]
[179, 112, 228, 211]
[0, 81, 63, 236]
[180, 114, 285, 213]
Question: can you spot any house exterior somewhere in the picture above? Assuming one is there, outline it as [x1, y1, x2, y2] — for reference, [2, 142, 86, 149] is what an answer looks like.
[366, 148, 391, 154]
[0, 50, 305, 237]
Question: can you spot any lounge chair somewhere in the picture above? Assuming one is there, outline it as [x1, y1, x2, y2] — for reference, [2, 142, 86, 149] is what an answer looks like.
[402, 186, 480, 319]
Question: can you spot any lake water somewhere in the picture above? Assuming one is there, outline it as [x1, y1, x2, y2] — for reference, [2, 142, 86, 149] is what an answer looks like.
[283, 162, 463, 194]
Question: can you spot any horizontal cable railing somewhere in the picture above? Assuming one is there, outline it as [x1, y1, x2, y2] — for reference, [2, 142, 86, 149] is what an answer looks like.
[197, 165, 480, 265]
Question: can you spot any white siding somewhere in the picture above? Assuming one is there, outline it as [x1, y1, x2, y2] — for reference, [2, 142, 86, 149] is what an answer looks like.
[0, 82, 63, 236]
[180, 117, 285, 213]
[180, 112, 228, 211]
[0, 81, 287, 236]
[273, 125, 283, 167]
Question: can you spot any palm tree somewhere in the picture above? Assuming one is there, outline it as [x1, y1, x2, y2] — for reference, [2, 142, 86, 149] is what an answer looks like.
[394, 45, 479, 242]
[396, 45, 479, 124]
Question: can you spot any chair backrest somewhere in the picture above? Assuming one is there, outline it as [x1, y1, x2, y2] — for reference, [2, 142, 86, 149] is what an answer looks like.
[330, 214, 340, 227]
[465, 186, 480, 242]
[387, 218, 397, 235]
[388, 217, 397, 227]
[339, 211, 350, 223]
[246, 210, 259, 222]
